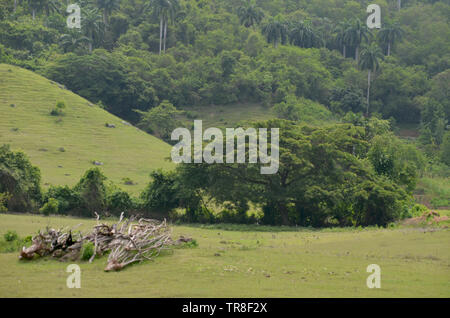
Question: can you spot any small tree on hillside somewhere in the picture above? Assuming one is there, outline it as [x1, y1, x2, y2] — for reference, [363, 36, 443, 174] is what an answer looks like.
[0, 145, 42, 212]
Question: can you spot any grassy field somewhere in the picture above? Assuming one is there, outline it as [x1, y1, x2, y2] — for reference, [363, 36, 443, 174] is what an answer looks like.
[0, 64, 173, 194]
[0, 213, 448, 298]
[178, 103, 275, 129]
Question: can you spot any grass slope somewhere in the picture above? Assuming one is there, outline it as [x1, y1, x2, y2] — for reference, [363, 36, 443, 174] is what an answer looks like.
[0, 214, 449, 297]
[0, 64, 173, 194]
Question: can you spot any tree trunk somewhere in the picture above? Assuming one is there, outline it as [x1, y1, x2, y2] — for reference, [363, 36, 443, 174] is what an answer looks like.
[88, 30, 93, 53]
[159, 16, 163, 55]
[398, 0, 401, 11]
[387, 42, 391, 56]
[355, 46, 359, 65]
[343, 45, 346, 58]
[366, 69, 371, 116]
[279, 203, 290, 226]
[14, 0, 17, 13]
[163, 19, 168, 53]
[32, 9, 35, 20]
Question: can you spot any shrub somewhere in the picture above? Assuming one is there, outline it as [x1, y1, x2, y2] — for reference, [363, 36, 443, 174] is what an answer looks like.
[50, 101, 66, 116]
[408, 204, 429, 218]
[81, 241, 95, 261]
[43, 185, 80, 214]
[4, 230, 18, 242]
[107, 190, 133, 215]
[39, 198, 59, 216]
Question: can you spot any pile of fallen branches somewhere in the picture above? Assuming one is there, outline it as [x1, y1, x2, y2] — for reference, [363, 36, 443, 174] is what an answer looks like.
[19, 213, 191, 271]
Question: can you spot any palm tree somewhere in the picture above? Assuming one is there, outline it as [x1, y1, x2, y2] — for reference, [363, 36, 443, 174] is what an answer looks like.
[59, 31, 91, 53]
[43, 0, 60, 16]
[145, 0, 180, 54]
[236, 0, 264, 29]
[359, 42, 383, 116]
[378, 22, 404, 56]
[82, 7, 103, 53]
[261, 15, 288, 48]
[335, 19, 351, 58]
[27, 0, 45, 20]
[345, 18, 371, 65]
[96, 0, 120, 26]
[289, 20, 321, 48]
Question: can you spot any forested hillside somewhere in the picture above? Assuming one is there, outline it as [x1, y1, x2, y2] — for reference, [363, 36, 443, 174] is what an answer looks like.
[0, 0, 448, 225]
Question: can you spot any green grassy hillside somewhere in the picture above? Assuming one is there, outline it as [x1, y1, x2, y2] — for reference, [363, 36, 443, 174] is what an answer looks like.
[0, 64, 173, 194]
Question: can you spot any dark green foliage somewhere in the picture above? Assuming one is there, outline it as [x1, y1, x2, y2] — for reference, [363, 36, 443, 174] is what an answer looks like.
[140, 169, 180, 216]
[136, 100, 182, 142]
[107, 189, 133, 215]
[74, 168, 107, 215]
[176, 119, 410, 227]
[368, 134, 425, 192]
[0, 144, 42, 212]
[43, 185, 80, 214]
[43, 50, 156, 121]
[330, 86, 365, 115]
[39, 197, 59, 216]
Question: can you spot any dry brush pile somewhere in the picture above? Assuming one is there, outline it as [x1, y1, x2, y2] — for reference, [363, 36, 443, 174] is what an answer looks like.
[18, 213, 193, 271]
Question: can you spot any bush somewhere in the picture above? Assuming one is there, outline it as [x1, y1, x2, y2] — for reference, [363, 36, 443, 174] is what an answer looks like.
[81, 241, 95, 261]
[39, 198, 59, 216]
[43, 185, 80, 214]
[107, 189, 133, 215]
[50, 101, 66, 116]
[4, 230, 18, 242]
[407, 204, 429, 218]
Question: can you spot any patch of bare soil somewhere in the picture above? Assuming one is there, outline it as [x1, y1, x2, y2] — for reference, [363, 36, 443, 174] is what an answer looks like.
[401, 211, 449, 227]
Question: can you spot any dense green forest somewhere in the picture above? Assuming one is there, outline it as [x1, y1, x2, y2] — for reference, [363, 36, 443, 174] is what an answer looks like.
[0, 0, 448, 226]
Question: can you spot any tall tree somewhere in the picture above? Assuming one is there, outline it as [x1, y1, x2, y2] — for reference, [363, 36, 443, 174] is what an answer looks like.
[359, 42, 383, 116]
[378, 22, 404, 56]
[59, 31, 91, 53]
[345, 18, 371, 64]
[27, 0, 45, 20]
[82, 7, 103, 53]
[146, 0, 180, 54]
[96, 0, 120, 26]
[236, 0, 264, 28]
[261, 15, 288, 48]
[335, 19, 351, 58]
[289, 20, 321, 48]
